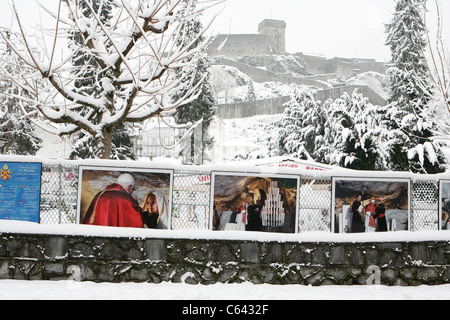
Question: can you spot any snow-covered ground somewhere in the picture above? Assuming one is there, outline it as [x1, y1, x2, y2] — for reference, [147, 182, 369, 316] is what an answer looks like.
[0, 279, 449, 300]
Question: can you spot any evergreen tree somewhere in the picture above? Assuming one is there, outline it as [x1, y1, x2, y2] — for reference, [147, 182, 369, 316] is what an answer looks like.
[278, 88, 386, 171]
[325, 91, 384, 171]
[384, 0, 445, 173]
[246, 78, 256, 102]
[171, 0, 215, 165]
[0, 32, 42, 155]
[68, 0, 137, 160]
[279, 89, 325, 161]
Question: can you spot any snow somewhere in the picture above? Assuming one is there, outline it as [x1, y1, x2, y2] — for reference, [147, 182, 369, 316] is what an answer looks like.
[0, 279, 449, 300]
[1, 220, 449, 245]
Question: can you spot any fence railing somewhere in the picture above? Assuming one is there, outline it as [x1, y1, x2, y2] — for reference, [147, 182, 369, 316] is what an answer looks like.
[35, 160, 448, 233]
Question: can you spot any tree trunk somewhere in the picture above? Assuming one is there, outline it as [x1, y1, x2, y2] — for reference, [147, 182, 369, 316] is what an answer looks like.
[96, 129, 113, 159]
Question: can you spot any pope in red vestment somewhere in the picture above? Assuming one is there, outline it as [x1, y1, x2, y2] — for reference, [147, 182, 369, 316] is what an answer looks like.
[82, 174, 143, 228]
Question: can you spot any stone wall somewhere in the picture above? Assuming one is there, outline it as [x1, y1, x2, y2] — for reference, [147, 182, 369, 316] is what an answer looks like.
[208, 35, 271, 58]
[217, 96, 290, 119]
[0, 232, 449, 286]
[216, 85, 386, 119]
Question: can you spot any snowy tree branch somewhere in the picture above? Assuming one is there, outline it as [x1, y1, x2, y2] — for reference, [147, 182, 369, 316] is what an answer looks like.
[0, 0, 223, 158]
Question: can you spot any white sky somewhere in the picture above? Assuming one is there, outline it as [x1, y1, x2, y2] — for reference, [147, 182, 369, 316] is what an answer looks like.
[0, 0, 448, 62]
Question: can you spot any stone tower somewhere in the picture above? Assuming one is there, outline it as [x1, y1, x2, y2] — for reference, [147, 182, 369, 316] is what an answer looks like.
[258, 19, 287, 54]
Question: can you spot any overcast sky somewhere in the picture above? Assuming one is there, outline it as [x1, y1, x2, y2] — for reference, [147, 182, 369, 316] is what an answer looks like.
[1, 0, 448, 62]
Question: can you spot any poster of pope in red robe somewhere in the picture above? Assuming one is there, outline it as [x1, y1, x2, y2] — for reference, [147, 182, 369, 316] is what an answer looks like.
[77, 166, 173, 229]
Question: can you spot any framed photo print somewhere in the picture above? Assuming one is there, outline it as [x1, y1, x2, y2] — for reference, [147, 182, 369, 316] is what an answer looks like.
[210, 171, 299, 234]
[332, 177, 410, 233]
[439, 180, 450, 230]
[77, 166, 173, 230]
[0, 161, 42, 223]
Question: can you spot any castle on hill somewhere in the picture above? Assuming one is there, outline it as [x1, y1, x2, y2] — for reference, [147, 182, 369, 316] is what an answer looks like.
[208, 19, 387, 77]
[208, 19, 288, 57]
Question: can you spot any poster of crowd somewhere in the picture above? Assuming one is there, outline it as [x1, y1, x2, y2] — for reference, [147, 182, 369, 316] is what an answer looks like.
[332, 177, 410, 233]
[210, 172, 299, 234]
[77, 166, 173, 230]
[439, 180, 450, 230]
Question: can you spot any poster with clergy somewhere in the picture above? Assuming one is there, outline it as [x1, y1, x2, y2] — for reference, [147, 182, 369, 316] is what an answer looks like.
[77, 166, 173, 230]
[332, 177, 410, 233]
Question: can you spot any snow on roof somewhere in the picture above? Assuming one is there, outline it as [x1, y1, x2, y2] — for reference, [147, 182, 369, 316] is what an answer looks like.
[1, 154, 450, 181]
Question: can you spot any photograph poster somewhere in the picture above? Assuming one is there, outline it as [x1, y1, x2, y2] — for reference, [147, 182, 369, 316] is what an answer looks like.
[0, 162, 42, 223]
[211, 172, 299, 233]
[77, 166, 173, 229]
[333, 177, 410, 233]
[439, 180, 450, 230]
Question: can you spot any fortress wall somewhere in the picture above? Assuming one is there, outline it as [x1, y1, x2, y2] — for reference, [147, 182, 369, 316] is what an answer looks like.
[216, 85, 387, 120]
[217, 96, 291, 119]
[208, 34, 270, 58]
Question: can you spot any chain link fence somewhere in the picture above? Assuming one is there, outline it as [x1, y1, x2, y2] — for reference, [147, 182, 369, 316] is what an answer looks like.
[38, 163, 444, 232]
[41, 164, 78, 224]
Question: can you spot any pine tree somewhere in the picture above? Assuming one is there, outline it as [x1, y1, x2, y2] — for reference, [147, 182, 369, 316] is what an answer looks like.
[278, 88, 386, 171]
[0, 32, 42, 155]
[278, 89, 325, 160]
[246, 78, 256, 102]
[68, 0, 136, 160]
[325, 91, 384, 171]
[171, 0, 215, 165]
[384, 0, 445, 173]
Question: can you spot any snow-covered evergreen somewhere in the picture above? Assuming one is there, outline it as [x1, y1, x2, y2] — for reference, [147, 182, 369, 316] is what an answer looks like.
[278, 88, 387, 171]
[384, 0, 446, 173]
[0, 32, 42, 156]
[171, 0, 216, 165]
[246, 79, 257, 102]
[323, 91, 385, 170]
[279, 89, 324, 161]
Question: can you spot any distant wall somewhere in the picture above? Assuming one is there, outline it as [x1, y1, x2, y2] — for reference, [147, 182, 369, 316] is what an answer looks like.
[216, 85, 387, 119]
[217, 96, 290, 119]
[315, 85, 387, 106]
[1, 232, 448, 286]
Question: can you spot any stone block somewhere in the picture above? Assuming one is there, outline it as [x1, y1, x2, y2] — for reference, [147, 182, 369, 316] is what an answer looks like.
[330, 246, 347, 265]
[411, 244, 428, 263]
[145, 240, 166, 261]
[240, 242, 259, 263]
[45, 237, 67, 259]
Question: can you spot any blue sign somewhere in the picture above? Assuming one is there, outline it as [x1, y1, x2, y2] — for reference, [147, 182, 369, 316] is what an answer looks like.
[0, 162, 42, 223]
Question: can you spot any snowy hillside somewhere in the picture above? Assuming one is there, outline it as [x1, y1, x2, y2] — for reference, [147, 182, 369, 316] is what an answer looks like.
[211, 64, 303, 104]
[211, 63, 389, 105]
[347, 72, 389, 100]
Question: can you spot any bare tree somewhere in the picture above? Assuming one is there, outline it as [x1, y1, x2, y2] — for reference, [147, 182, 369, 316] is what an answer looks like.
[0, 0, 221, 159]
[423, 0, 450, 112]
